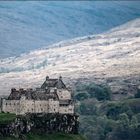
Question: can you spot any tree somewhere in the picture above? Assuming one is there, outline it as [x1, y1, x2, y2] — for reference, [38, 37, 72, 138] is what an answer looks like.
[106, 104, 122, 120]
[119, 113, 129, 129]
[130, 116, 138, 129]
[86, 83, 111, 101]
[75, 92, 89, 101]
[80, 99, 97, 115]
[135, 88, 140, 98]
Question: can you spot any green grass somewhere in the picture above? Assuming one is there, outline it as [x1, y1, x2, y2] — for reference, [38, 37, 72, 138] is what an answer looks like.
[0, 133, 86, 140]
[0, 113, 16, 124]
[27, 133, 86, 140]
[0, 136, 19, 140]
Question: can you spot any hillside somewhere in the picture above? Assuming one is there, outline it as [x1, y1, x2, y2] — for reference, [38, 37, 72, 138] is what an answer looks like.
[1, 133, 86, 140]
[0, 18, 140, 98]
[0, 1, 140, 58]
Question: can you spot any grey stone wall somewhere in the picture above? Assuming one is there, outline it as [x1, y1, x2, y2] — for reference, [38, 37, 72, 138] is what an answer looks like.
[1, 97, 74, 115]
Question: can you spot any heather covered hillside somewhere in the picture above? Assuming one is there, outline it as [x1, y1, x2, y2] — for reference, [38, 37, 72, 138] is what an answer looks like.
[0, 19, 140, 99]
[0, 1, 140, 58]
[1, 1, 140, 140]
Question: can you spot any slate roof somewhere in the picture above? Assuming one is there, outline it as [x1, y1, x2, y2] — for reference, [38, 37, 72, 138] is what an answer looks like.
[8, 88, 59, 100]
[41, 76, 66, 89]
[8, 76, 66, 100]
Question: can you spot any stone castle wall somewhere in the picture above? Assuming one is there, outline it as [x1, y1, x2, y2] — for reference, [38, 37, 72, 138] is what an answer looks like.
[1, 98, 74, 115]
[57, 89, 71, 100]
[1, 76, 75, 115]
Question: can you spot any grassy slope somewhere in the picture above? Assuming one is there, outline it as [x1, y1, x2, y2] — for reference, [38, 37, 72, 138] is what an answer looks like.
[28, 133, 86, 140]
[0, 113, 16, 124]
[1, 133, 86, 140]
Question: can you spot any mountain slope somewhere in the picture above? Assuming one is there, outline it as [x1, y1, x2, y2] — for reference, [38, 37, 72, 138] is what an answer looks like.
[0, 1, 140, 58]
[0, 19, 140, 97]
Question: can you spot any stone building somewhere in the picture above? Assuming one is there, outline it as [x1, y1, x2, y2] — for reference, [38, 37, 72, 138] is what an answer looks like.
[1, 76, 74, 115]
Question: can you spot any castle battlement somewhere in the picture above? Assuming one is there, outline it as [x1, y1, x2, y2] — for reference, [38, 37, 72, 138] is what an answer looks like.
[1, 76, 75, 115]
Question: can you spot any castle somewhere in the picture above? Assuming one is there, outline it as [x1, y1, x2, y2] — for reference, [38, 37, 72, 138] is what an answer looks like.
[1, 76, 75, 115]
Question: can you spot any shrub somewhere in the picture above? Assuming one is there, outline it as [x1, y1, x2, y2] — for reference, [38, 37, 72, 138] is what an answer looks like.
[79, 99, 97, 115]
[75, 92, 89, 101]
[75, 83, 111, 101]
[135, 89, 140, 98]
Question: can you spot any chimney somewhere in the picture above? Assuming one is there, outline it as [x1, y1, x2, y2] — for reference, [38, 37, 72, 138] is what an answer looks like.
[59, 75, 62, 80]
[46, 76, 49, 81]
[11, 88, 16, 93]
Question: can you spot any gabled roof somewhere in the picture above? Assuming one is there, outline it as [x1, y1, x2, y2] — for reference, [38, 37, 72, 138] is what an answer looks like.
[7, 76, 67, 100]
[41, 76, 66, 89]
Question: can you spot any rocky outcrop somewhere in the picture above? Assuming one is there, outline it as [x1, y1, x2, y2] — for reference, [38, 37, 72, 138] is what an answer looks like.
[0, 113, 79, 138]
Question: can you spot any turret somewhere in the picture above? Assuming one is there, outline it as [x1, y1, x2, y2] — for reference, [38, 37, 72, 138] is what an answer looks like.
[59, 75, 62, 80]
[46, 76, 49, 81]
